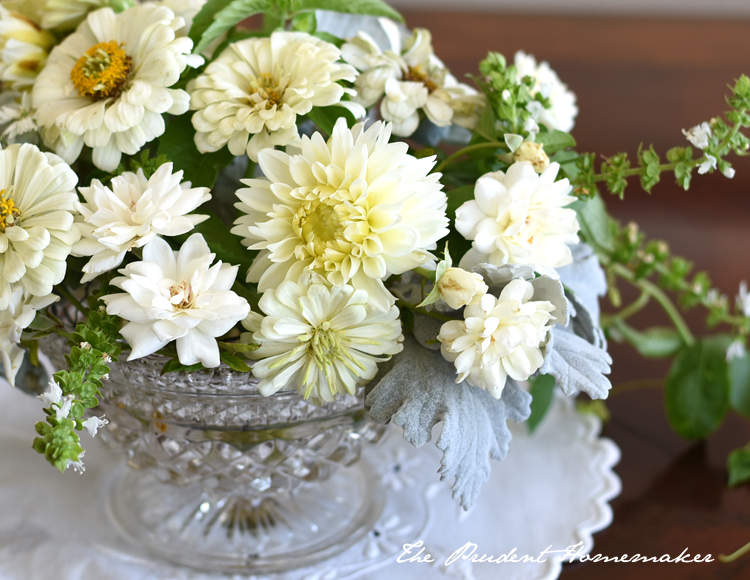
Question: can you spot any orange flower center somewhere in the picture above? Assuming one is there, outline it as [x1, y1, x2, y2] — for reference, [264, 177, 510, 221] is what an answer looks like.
[70, 41, 132, 101]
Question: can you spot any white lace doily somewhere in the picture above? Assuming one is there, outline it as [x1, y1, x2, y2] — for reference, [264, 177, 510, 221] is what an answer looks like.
[0, 384, 620, 580]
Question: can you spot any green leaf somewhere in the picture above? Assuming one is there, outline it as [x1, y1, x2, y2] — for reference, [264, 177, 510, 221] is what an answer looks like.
[161, 358, 205, 375]
[611, 320, 683, 359]
[534, 130, 576, 153]
[305, 105, 356, 136]
[475, 105, 497, 142]
[728, 447, 750, 487]
[665, 336, 731, 439]
[570, 193, 616, 253]
[157, 115, 236, 189]
[291, 10, 316, 32]
[190, 0, 273, 55]
[729, 351, 750, 419]
[527, 374, 555, 433]
[221, 351, 252, 372]
[218, 341, 260, 355]
[291, 0, 404, 23]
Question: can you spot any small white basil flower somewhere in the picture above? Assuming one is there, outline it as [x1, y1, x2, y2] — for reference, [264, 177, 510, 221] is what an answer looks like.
[682, 122, 712, 150]
[37, 380, 63, 407]
[82, 415, 108, 437]
[698, 154, 717, 175]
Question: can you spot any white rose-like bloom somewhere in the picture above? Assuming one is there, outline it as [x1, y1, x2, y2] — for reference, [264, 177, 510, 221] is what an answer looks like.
[455, 161, 579, 279]
[0, 143, 79, 310]
[71, 162, 211, 283]
[436, 267, 488, 310]
[0, 5, 55, 90]
[190, 32, 361, 162]
[233, 118, 449, 311]
[0, 288, 58, 386]
[438, 278, 555, 399]
[246, 272, 403, 403]
[33, 5, 198, 171]
[101, 234, 251, 368]
[342, 22, 483, 137]
[514, 50, 578, 133]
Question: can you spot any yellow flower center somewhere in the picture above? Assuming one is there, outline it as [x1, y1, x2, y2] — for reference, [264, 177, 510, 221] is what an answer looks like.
[249, 73, 284, 109]
[70, 41, 132, 101]
[0, 190, 20, 232]
[168, 280, 195, 309]
[404, 65, 440, 93]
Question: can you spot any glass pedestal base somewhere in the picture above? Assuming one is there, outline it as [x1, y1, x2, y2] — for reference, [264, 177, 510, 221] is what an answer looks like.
[107, 458, 385, 575]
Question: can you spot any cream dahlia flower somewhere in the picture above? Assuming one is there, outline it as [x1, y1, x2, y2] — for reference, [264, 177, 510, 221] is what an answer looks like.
[233, 118, 449, 311]
[1, 288, 58, 386]
[438, 278, 555, 399]
[72, 162, 211, 283]
[341, 21, 483, 137]
[190, 31, 362, 162]
[0, 5, 55, 90]
[245, 271, 403, 403]
[102, 234, 251, 368]
[455, 161, 579, 278]
[514, 50, 578, 133]
[0, 143, 79, 310]
[32, 4, 198, 171]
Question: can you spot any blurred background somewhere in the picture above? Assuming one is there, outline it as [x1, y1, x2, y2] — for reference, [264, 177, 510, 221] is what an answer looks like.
[382, 4, 750, 579]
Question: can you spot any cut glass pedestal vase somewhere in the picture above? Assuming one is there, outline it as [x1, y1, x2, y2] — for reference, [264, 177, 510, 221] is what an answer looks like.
[49, 341, 387, 574]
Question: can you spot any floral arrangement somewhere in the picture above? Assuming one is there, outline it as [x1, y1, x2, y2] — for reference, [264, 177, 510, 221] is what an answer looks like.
[3, 0, 750, 511]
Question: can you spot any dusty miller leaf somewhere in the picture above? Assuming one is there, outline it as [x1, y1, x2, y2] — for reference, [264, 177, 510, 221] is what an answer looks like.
[540, 328, 612, 399]
[366, 337, 531, 509]
[557, 242, 607, 321]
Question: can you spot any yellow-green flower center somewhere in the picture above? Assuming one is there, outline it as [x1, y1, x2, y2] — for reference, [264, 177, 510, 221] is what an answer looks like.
[0, 190, 20, 232]
[249, 73, 284, 109]
[70, 41, 132, 101]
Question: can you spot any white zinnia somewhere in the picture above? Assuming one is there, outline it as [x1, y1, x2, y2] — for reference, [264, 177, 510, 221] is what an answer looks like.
[342, 21, 483, 137]
[1, 288, 58, 385]
[0, 143, 79, 310]
[101, 234, 251, 368]
[32, 4, 198, 171]
[190, 31, 361, 162]
[438, 278, 555, 399]
[0, 91, 38, 143]
[514, 50, 578, 133]
[246, 272, 403, 403]
[233, 118, 449, 311]
[41, 0, 117, 31]
[71, 162, 211, 283]
[455, 161, 580, 279]
[0, 4, 55, 90]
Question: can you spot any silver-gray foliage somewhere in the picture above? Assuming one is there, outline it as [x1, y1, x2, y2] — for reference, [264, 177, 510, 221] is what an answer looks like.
[366, 337, 531, 510]
[557, 243, 607, 321]
[540, 328, 612, 399]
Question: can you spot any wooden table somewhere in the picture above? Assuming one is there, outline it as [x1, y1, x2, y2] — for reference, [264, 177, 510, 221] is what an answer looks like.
[401, 10, 750, 578]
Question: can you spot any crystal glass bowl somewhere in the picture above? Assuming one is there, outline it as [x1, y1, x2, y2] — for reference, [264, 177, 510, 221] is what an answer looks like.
[46, 336, 387, 574]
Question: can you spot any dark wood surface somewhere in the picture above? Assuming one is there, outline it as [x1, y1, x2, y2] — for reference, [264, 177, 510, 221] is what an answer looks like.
[401, 10, 750, 577]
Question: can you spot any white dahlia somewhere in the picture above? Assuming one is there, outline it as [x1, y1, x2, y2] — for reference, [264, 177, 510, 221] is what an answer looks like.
[455, 161, 579, 278]
[1, 288, 57, 386]
[245, 271, 403, 403]
[0, 143, 79, 310]
[438, 278, 555, 398]
[341, 21, 483, 137]
[0, 5, 55, 90]
[190, 31, 362, 162]
[514, 50, 578, 133]
[101, 234, 250, 368]
[32, 4, 198, 171]
[233, 118, 449, 311]
[72, 162, 211, 283]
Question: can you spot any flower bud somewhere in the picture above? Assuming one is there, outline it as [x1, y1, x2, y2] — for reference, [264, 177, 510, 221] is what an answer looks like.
[513, 141, 549, 173]
[436, 267, 488, 309]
